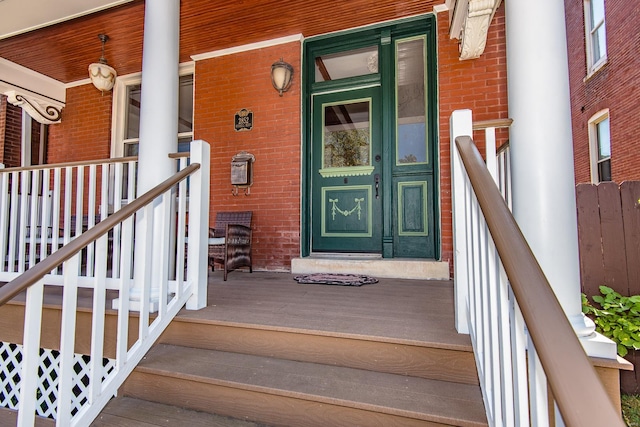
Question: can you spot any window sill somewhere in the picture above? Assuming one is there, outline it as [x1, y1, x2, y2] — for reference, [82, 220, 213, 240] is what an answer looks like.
[583, 58, 608, 82]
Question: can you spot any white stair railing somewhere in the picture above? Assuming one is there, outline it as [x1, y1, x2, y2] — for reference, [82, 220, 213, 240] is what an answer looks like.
[471, 118, 513, 208]
[450, 110, 623, 426]
[0, 156, 138, 281]
[0, 140, 210, 426]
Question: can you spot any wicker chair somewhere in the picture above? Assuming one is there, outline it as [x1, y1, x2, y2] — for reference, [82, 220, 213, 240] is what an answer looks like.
[208, 211, 253, 280]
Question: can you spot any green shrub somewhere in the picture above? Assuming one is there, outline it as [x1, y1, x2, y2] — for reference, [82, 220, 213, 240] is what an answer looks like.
[582, 285, 640, 357]
[622, 394, 640, 426]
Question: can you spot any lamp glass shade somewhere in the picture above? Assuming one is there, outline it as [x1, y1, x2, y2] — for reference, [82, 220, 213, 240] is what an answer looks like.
[89, 62, 117, 92]
[271, 60, 293, 95]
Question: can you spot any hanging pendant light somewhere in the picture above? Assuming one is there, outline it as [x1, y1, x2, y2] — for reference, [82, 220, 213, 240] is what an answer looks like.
[88, 34, 117, 93]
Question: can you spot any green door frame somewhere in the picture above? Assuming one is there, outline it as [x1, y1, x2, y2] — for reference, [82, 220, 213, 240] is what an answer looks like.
[301, 15, 439, 259]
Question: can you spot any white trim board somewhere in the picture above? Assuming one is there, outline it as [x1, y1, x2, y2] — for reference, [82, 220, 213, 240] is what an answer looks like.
[191, 34, 304, 62]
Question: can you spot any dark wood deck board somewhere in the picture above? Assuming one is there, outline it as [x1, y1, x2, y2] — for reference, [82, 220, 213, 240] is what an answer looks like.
[2, 271, 470, 348]
[93, 397, 270, 427]
[0, 407, 55, 427]
[135, 344, 487, 425]
[178, 271, 470, 349]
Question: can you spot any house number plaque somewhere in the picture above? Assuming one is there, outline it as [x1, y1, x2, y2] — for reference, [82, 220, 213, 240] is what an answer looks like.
[234, 108, 253, 131]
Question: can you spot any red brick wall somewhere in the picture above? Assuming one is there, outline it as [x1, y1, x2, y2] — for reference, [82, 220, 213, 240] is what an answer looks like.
[3, 101, 23, 168]
[437, 6, 509, 273]
[194, 42, 301, 271]
[0, 95, 6, 166]
[30, 117, 42, 164]
[12, 9, 510, 274]
[48, 85, 112, 163]
[566, 0, 640, 183]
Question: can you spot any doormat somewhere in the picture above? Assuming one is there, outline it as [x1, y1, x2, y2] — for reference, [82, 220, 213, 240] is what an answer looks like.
[293, 273, 378, 286]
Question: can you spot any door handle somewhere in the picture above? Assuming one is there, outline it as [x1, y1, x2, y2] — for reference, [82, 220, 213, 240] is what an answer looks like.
[374, 174, 380, 199]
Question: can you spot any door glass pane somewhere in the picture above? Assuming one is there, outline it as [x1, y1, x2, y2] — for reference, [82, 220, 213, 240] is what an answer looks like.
[323, 100, 370, 168]
[590, 0, 605, 27]
[123, 75, 194, 156]
[178, 136, 191, 153]
[589, 0, 606, 63]
[598, 159, 611, 182]
[315, 46, 378, 82]
[591, 24, 606, 62]
[597, 117, 610, 160]
[178, 75, 194, 133]
[396, 37, 427, 165]
[124, 141, 138, 157]
[125, 84, 141, 140]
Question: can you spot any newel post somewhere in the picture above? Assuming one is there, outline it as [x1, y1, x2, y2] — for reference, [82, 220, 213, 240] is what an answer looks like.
[450, 109, 473, 333]
[186, 140, 210, 310]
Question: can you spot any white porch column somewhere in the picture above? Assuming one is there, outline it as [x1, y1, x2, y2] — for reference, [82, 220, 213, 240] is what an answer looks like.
[131, 0, 180, 310]
[138, 0, 179, 191]
[505, 1, 614, 357]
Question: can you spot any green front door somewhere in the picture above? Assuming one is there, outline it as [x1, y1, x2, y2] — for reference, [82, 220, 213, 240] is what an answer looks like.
[311, 87, 382, 253]
[303, 16, 439, 259]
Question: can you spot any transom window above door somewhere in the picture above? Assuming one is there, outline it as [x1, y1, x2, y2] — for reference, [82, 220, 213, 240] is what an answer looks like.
[314, 45, 379, 82]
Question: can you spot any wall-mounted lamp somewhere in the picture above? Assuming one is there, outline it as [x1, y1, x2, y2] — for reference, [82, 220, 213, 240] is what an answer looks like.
[88, 34, 117, 93]
[271, 58, 293, 96]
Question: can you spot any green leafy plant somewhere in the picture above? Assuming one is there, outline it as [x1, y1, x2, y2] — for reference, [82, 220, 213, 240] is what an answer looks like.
[622, 394, 640, 427]
[582, 285, 640, 357]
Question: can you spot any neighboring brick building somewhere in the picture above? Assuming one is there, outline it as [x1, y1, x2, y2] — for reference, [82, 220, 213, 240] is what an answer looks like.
[565, 0, 640, 183]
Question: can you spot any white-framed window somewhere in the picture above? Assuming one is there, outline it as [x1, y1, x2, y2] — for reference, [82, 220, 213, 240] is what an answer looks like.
[584, 0, 607, 75]
[111, 62, 194, 158]
[588, 109, 611, 183]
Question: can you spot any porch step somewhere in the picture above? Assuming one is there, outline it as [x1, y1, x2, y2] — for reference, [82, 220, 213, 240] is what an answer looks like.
[92, 397, 271, 426]
[0, 407, 54, 427]
[291, 257, 450, 280]
[159, 317, 479, 385]
[117, 273, 485, 426]
[1, 273, 485, 425]
[122, 344, 487, 427]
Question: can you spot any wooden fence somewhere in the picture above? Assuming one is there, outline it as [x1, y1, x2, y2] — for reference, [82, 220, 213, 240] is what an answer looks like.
[577, 181, 640, 299]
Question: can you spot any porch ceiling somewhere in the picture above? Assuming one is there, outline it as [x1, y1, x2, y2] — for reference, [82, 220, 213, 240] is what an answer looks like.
[0, 0, 443, 85]
[0, 0, 135, 40]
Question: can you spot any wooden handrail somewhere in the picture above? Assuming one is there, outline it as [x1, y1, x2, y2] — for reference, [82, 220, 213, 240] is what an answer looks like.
[0, 163, 200, 307]
[455, 135, 624, 427]
[168, 152, 190, 159]
[0, 156, 139, 173]
[472, 118, 513, 130]
[496, 140, 510, 155]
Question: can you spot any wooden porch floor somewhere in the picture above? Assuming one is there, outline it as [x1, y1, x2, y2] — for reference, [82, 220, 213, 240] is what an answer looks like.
[102, 271, 481, 426]
[2, 271, 481, 426]
[183, 271, 471, 351]
[0, 270, 471, 353]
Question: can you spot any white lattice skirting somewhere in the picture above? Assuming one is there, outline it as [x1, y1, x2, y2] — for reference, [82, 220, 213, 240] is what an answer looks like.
[0, 342, 115, 420]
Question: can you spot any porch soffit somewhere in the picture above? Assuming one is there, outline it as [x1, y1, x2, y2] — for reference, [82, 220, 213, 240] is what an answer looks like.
[0, 0, 441, 84]
[0, 0, 135, 40]
[446, 0, 502, 60]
